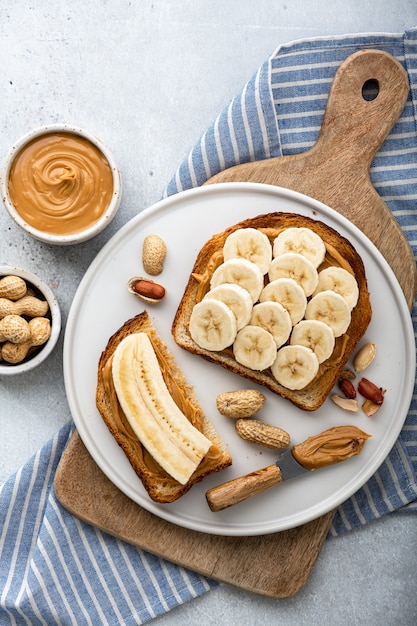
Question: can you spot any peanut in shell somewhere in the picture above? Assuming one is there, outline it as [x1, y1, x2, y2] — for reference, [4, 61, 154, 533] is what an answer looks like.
[235, 418, 290, 449]
[216, 389, 265, 418]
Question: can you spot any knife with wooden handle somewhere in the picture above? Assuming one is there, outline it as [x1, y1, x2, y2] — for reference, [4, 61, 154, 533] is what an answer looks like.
[205, 448, 308, 512]
[206, 425, 371, 512]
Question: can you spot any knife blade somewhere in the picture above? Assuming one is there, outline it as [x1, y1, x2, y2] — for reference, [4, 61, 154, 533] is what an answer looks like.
[205, 448, 309, 512]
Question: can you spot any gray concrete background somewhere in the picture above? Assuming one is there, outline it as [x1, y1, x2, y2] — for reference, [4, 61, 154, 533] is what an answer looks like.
[1, 2, 416, 624]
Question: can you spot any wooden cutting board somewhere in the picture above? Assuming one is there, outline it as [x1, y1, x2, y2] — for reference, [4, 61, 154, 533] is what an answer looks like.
[54, 49, 417, 599]
[207, 49, 417, 309]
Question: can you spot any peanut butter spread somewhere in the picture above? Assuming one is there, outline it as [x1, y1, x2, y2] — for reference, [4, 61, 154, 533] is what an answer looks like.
[8, 132, 114, 235]
[102, 334, 223, 487]
[292, 425, 371, 470]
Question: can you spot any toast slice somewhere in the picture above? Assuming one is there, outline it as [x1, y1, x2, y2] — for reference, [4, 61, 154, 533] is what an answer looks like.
[172, 212, 372, 411]
[96, 311, 232, 503]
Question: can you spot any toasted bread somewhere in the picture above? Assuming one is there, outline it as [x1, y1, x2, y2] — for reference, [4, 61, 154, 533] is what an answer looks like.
[96, 311, 232, 503]
[172, 212, 372, 411]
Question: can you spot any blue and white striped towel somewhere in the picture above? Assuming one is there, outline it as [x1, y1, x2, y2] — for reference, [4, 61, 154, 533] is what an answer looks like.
[1, 27, 417, 626]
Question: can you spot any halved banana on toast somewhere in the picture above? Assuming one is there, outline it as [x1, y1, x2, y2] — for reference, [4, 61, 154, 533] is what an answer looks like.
[97, 312, 233, 502]
[112, 333, 212, 484]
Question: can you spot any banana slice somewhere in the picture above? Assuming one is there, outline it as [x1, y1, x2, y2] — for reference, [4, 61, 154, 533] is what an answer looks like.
[268, 252, 318, 296]
[305, 290, 351, 337]
[112, 333, 212, 485]
[223, 227, 272, 274]
[189, 299, 237, 351]
[273, 227, 326, 268]
[204, 283, 253, 330]
[270, 344, 319, 390]
[290, 319, 335, 363]
[313, 266, 359, 310]
[260, 277, 307, 326]
[210, 258, 264, 303]
[233, 325, 277, 371]
[250, 301, 292, 348]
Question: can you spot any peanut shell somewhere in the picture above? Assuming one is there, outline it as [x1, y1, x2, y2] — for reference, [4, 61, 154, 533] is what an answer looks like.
[0, 314, 31, 344]
[0, 295, 49, 318]
[127, 277, 166, 303]
[0, 275, 27, 301]
[331, 394, 359, 412]
[142, 234, 166, 276]
[235, 418, 290, 449]
[216, 389, 265, 418]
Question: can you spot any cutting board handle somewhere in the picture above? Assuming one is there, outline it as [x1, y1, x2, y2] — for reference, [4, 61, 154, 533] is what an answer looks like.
[206, 49, 416, 305]
[316, 50, 409, 163]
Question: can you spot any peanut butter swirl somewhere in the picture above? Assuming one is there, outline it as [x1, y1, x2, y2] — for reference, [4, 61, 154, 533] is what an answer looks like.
[292, 425, 371, 471]
[8, 132, 114, 235]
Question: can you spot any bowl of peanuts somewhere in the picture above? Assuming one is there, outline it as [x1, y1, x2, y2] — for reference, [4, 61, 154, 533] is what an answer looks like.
[0, 266, 61, 375]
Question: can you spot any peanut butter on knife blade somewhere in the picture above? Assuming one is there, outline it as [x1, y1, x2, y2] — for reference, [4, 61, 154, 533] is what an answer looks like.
[292, 425, 371, 471]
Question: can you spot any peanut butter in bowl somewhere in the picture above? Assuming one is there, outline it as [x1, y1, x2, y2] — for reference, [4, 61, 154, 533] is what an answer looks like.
[1, 125, 122, 244]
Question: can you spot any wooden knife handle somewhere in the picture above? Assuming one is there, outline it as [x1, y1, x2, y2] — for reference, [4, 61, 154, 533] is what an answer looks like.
[206, 464, 283, 512]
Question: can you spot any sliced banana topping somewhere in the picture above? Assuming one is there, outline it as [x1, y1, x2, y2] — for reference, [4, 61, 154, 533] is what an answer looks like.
[290, 319, 335, 363]
[305, 290, 351, 337]
[250, 301, 292, 348]
[271, 344, 319, 390]
[189, 225, 360, 392]
[260, 277, 307, 326]
[268, 252, 318, 297]
[210, 258, 264, 303]
[313, 266, 359, 310]
[189, 299, 237, 351]
[112, 333, 212, 485]
[233, 325, 277, 371]
[204, 283, 253, 330]
[223, 227, 272, 274]
[273, 227, 326, 268]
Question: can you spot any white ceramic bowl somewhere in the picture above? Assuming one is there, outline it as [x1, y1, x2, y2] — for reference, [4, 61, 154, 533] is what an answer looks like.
[0, 124, 122, 245]
[0, 266, 61, 375]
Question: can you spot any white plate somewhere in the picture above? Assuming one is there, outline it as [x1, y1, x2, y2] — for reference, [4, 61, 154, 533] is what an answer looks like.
[63, 183, 415, 536]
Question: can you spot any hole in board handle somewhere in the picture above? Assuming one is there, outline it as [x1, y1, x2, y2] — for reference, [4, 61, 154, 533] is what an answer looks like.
[362, 79, 379, 102]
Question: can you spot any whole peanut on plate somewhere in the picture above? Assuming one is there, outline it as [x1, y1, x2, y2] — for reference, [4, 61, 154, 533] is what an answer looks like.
[235, 418, 290, 449]
[142, 234, 166, 276]
[216, 389, 266, 418]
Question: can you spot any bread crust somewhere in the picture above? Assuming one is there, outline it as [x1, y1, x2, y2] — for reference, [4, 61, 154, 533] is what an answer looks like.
[172, 212, 372, 411]
[96, 311, 232, 503]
